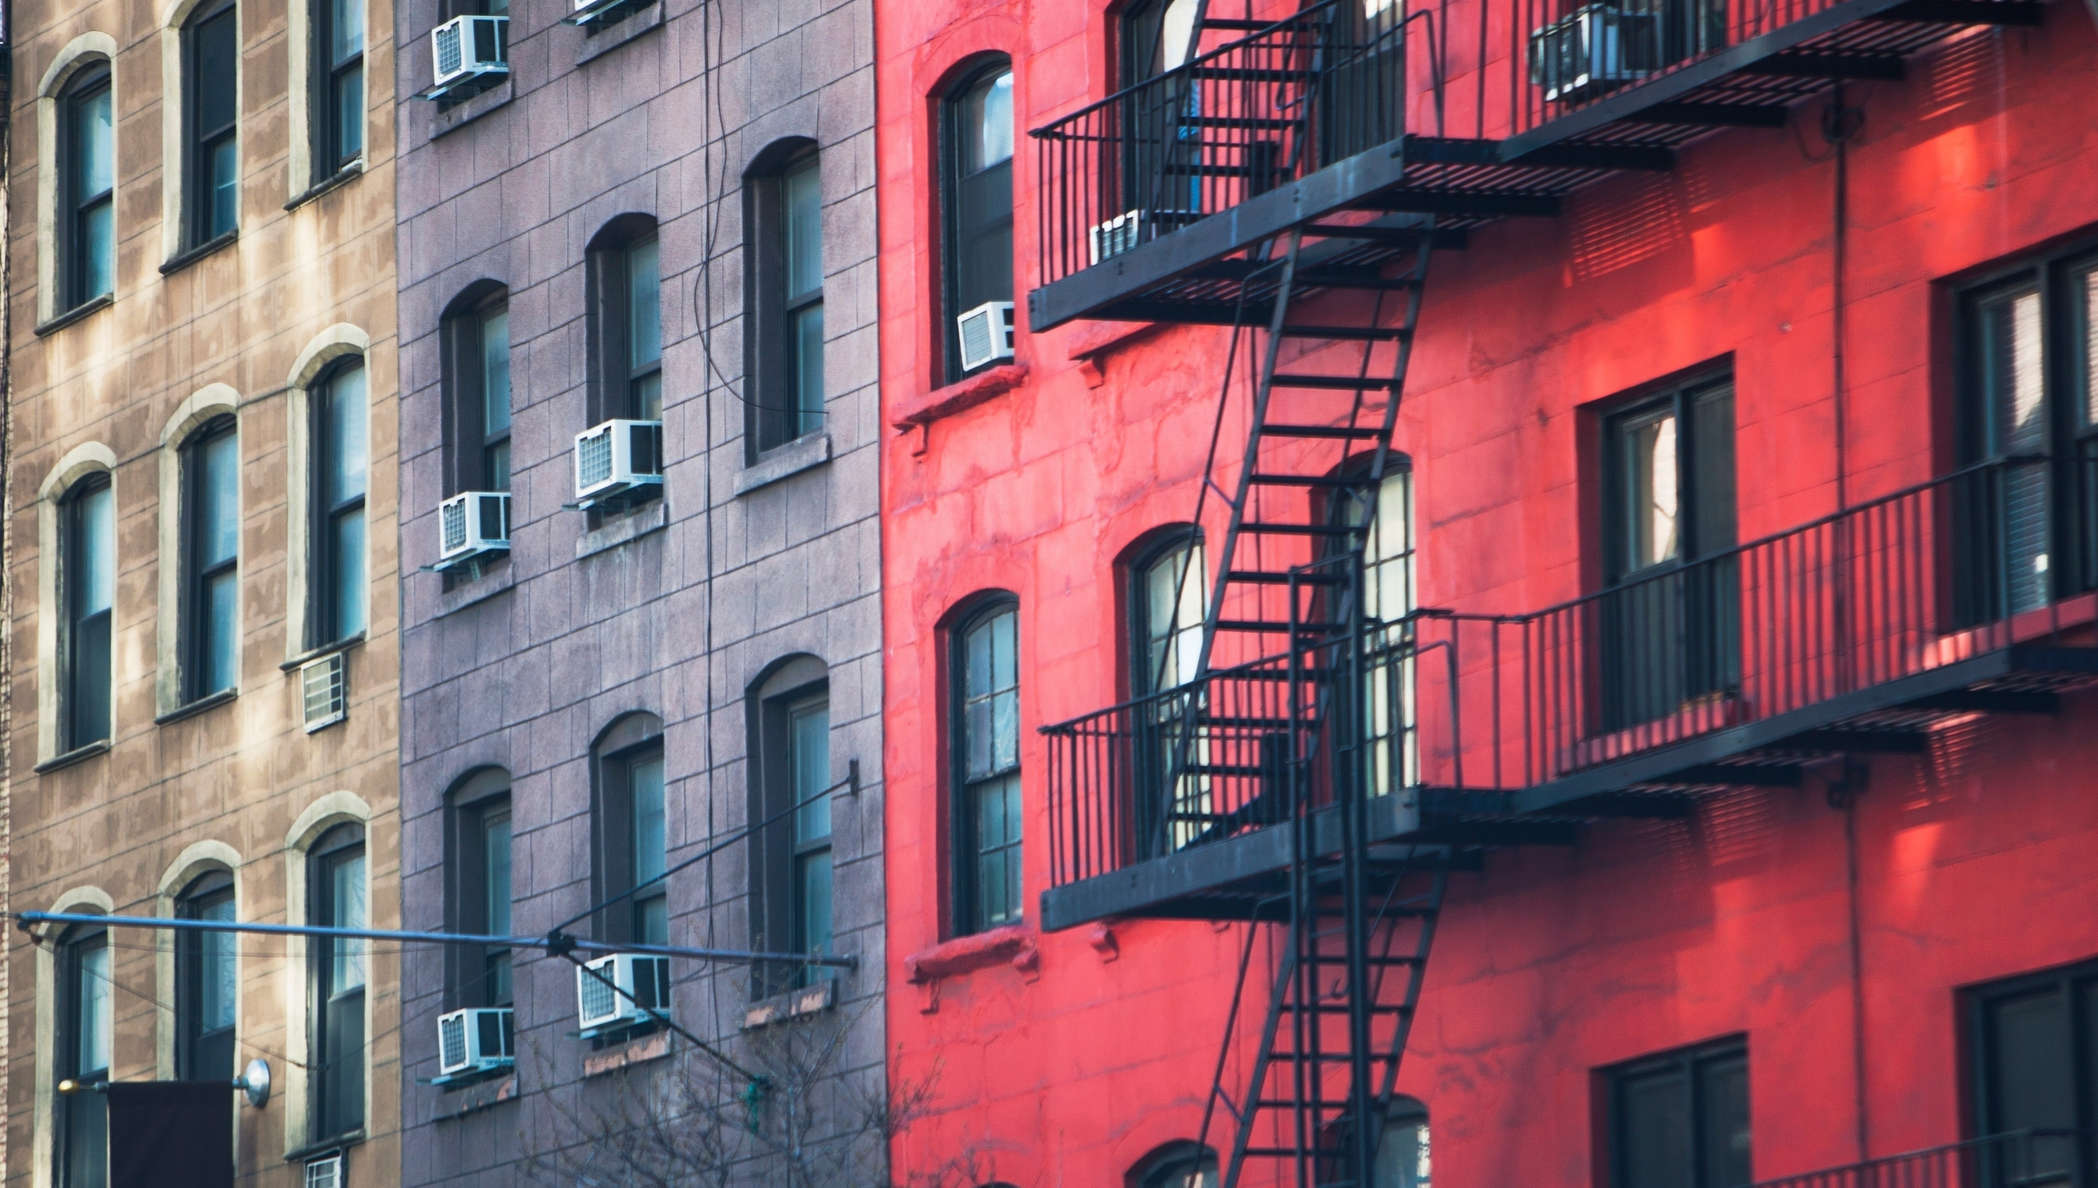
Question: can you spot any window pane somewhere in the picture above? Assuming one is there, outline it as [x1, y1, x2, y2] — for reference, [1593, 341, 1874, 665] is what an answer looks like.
[990, 609, 1016, 690]
[196, 892, 238, 1035]
[208, 138, 239, 237]
[1375, 1115, 1431, 1188]
[1617, 1066, 1689, 1188]
[961, 70, 1014, 173]
[72, 82, 114, 198]
[966, 618, 993, 697]
[324, 366, 369, 506]
[194, 11, 237, 131]
[198, 428, 240, 566]
[80, 201, 115, 300]
[481, 307, 512, 438]
[1622, 409, 1679, 572]
[331, 508, 366, 638]
[792, 703, 831, 841]
[1697, 1055, 1751, 1188]
[785, 158, 823, 298]
[484, 808, 512, 1003]
[1978, 289, 2052, 613]
[333, 68, 363, 161]
[203, 569, 238, 693]
[329, 849, 367, 993]
[331, 0, 365, 62]
[791, 303, 825, 430]
[627, 237, 662, 375]
[76, 939, 111, 1074]
[2078, 262, 2098, 429]
[484, 441, 510, 492]
[73, 483, 115, 618]
[630, 752, 667, 886]
[992, 689, 1019, 771]
[797, 850, 833, 956]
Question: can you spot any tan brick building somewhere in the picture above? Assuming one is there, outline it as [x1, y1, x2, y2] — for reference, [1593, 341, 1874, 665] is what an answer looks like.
[4, 0, 401, 1184]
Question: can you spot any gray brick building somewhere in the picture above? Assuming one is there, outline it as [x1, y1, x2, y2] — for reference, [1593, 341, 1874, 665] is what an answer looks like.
[390, 0, 882, 1180]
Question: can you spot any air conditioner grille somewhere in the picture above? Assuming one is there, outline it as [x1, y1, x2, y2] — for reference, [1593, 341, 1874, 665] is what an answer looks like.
[439, 1012, 467, 1069]
[434, 24, 463, 75]
[960, 315, 993, 369]
[579, 970, 616, 1022]
[301, 654, 347, 733]
[577, 430, 614, 490]
[441, 499, 469, 552]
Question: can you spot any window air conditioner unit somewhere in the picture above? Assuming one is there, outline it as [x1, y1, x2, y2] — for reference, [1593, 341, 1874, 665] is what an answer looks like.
[303, 1152, 344, 1188]
[300, 652, 347, 734]
[437, 1007, 516, 1078]
[1089, 208, 1148, 265]
[1527, 4, 1657, 103]
[570, 0, 652, 25]
[573, 419, 664, 508]
[437, 491, 511, 568]
[575, 953, 672, 1037]
[955, 301, 1016, 373]
[429, 15, 509, 98]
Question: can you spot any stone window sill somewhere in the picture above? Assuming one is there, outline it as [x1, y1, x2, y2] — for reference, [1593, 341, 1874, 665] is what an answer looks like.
[891, 364, 1028, 435]
[35, 293, 113, 337]
[578, 498, 669, 558]
[34, 739, 111, 774]
[285, 1128, 365, 1165]
[285, 160, 365, 212]
[743, 979, 837, 1030]
[433, 1073, 517, 1116]
[905, 925, 1039, 1013]
[736, 433, 832, 495]
[433, 557, 516, 618]
[576, 0, 663, 65]
[430, 78, 514, 140]
[155, 687, 238, 726]
[160, 230, 238, 277]
[281, 632, 366, 673]
[582, 1028, 672, 1077]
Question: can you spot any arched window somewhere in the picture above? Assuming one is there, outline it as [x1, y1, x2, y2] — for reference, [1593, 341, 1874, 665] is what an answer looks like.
[58, 61, 115, 310]
[950, 597, 1020, 934]
[940, 58, 1014, 380]
[58, 473, 115, 750]
[176, 870, 237, 1079]
[593, 713, 668, 946]
[1128, 1141, 1219, 1188]
[182, 0, 240, 247]
[748, 656, 832, 994]
[1376, 1097, 1431, 1188]
[1125, 529, 1208, 856]
[442, 283, 512, 496]
[308, 822, 366, 1142]
[587, 215, 664, 425]
[745, 142, 825, 453]
[308, 356, 368, 646]
[447, 768, 513, 1008]
[1117, 0, 1199, 216]
[180, 414, 240, 702]
[56, 920, 110, 1187]
[1329, 459, 1416, 793]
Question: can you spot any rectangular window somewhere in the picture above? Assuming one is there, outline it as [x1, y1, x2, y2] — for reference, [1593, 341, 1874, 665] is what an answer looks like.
[1957, 248, 2098, 620]
[597, 735, 668, 948]
[1966, 961, 2098, 1185]
[954, 603, 1021, 933]
[1599, 376, 1737, 730]
[62, 477, 114, 750]
[310, 828, 366, 1141]
[943, 66, 1014, 381]
[590, 229, 663, 424]
[58, 927, 110, 1188]
[62, 68, 115, 308]
[451, 784, 513, 1008]
[446, 294, 511, 496]
[753, 684, 833, 993]
[312, 362, 368, 646]
[790, 701, 833, 973]
[313, 0, 364, 176]
[177, 877, 237, 1080]
[1606, 1038, 1750, 1188]
[184, 418, 240, 701]
[185, 1, 240, 246]
[748, 151, 824, 452]
[1129, 538, 1207, 857]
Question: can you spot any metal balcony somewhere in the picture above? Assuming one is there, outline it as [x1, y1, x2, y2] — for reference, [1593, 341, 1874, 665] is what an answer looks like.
[1749, 1131, 2085, 1188]
[1027, 0, 2046, 331]
[1040, 456, 2098, 931]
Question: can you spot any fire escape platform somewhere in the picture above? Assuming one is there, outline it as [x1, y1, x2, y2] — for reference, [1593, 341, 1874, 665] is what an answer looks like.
[1026, 0, 2043, 335]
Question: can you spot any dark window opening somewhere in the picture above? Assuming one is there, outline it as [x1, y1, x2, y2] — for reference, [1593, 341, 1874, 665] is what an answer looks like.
[309, 824, 367, 1142]
[750, 660, 833, 995]
[1117, 0, 1203, 218]
[588, 219, 664, 425]
[57, 923, 110, 1188]
[60, 474, 114, 751]
[447, 770, 513, 1009]
[1966, 960, 2098, 1187]
[182, 415, 240, 702]
[594, 714, 668, 948]
[313, 0, 364, 177]
[1126, 531, 1205, 858]
[59, 64, 115, 309]
[941, 61, 1014, 381]
[442, 287, 512, 496]
[746, 146, 825, 453]
[951, 599, 1020, 934]
[310, 359, 368, 647]
[1605, 1037, 1750, 1188]
[185, 1, 239, 246]
[1599, 375, 1737, 731]
[177, 872, 237, 1081]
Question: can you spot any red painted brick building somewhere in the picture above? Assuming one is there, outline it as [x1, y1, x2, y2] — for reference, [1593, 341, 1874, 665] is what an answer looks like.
[877, 1, 2098, 1185]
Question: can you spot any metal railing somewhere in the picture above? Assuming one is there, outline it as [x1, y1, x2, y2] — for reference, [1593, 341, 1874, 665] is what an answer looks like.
[1044, 457, 2097, 890]
[1746, 1131, 2085, 1188]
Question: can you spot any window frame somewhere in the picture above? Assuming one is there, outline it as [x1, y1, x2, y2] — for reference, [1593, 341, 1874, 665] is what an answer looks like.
[308, 357, 368, 649]
[1124, 530, 1207, 859]
[745, 144, 826, 454]
[175, 870, 238, 1081]
[56, 922, 111, 1188]
[1127, 1140, 1220, 1188]
[307, 823, 367, 1143]
[183, 0, 240, 247]
[940, 59, 1016, 383]
[311, 0, 365, 179]
[749, 660, 833, 995]
[446, 770, 514, 1009]
[1962, 958, 2098, 1185]
[181, 414, 240, 703]
[1602, 1035, 1750, 1188]
[587, 218, 664, 426]
[441, 286, 512, 497]
[949, 597, 1022, 936]
[592, 714, 668, 949]
[59, 473, 115, 752]
[58, 63, 115, 310]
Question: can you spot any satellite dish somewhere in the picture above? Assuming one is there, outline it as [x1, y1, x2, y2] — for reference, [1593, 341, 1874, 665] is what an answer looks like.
[239, 1058, 271, 1109]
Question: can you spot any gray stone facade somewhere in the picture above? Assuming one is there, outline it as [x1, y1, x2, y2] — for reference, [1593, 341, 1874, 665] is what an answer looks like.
[391, 0, 882, 1180]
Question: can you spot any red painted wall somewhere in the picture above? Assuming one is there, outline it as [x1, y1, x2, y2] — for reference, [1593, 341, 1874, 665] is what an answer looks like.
[877, 2, 2098, 1183]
